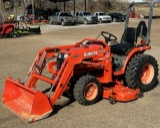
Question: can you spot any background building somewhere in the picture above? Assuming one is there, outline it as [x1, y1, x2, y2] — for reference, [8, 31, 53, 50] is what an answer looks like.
[120, 0, 145, 2]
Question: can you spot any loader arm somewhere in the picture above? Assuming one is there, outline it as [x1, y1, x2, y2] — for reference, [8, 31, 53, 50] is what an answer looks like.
[22, 46, 84, 105]
[50, 60, 74, 105]
[2, 45, 80, 122]
[24, 45, 75, 87]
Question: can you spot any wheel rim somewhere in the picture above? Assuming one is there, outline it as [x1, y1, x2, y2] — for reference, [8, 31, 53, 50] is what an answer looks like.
[140, 64, 154, 84]
[84, 82, 98, 101]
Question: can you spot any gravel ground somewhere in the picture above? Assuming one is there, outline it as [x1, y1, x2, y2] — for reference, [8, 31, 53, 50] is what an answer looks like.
[0, 19, 160, 128]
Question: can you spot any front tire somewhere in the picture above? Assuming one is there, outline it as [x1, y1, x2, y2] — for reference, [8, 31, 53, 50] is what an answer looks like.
[113, 18, 117, 22]
[125, 54, 159, 92]
[74, 75, 102, 106]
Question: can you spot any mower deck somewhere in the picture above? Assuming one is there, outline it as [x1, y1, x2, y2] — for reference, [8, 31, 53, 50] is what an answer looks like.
[103, 83, 140, 104]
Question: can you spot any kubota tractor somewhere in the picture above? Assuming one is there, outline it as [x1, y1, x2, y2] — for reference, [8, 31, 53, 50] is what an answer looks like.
[2, 2, 159, 123]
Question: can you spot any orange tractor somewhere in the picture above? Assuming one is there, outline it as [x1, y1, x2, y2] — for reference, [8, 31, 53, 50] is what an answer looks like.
[2, 2, 159, 123]
[0, 23, 14, 37]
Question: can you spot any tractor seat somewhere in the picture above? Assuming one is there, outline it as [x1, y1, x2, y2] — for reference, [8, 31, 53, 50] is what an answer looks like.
[111, 27, 136, 55]
[136, 21, 147, 40]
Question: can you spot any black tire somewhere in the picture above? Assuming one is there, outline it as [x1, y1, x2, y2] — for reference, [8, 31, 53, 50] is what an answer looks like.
[99, 18, 102, 23]
[113, 18, 117, 22]
[4, 32, 9, 38]
[16, 32, 20, 37]
[74, 75, 102, 106]
[138, 92, 144, 98]
[94, 21, 97, 24]
[9, 31, 14, 38]
[61, 20, 65, 26]
[63, 76, 79, 99]
[109, 97, 116, 104]
[48, 19, 53, 25]
[84, 19, 88, 25]
[72, 22, 76, 25]
[125, 54, 159, 92]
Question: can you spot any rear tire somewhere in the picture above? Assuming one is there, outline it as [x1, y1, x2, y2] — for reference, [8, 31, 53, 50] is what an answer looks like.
[16, 32, 20, 37]
[72, 22, 76, 25]
[61, 20, 65, 26]
[4, 32, 9, 38]
[125, 54, 159, 92]
[74, 75, 102, 106]
[48, 19, 53, 25]
[113, 18, 117, 22]
[99, 18, 102, 23]
[84, 19, 88, 25]
[9, 31, 13, 38]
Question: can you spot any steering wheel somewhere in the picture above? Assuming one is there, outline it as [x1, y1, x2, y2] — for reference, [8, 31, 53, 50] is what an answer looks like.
[101, 31, 117, 43]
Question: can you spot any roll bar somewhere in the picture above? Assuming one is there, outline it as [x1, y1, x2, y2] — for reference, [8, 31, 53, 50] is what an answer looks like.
[125, 2, 153, 45]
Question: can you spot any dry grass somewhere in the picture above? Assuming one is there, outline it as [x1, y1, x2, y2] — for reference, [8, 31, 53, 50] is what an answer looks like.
[136, 7, 160, 15]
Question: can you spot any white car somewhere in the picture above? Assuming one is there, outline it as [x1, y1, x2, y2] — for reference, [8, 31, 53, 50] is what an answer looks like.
[94, 12, 112, 23]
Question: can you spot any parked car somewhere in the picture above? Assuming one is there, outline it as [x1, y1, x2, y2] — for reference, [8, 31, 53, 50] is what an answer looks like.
[75, 11, 98, 24]
[94, 12, 112, 23]
[108, 13, 126, 22]
[48, 12, 77, 26]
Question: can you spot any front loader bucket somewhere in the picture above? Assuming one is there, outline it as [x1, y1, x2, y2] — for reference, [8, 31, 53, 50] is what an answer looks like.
[2, 78, 53, 123]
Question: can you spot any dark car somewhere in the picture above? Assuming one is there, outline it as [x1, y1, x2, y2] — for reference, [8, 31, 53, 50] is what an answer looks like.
[108, 13, 126, 22]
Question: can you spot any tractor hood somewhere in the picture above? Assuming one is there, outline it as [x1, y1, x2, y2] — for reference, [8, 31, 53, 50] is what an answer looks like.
[59, 43, 105, 56]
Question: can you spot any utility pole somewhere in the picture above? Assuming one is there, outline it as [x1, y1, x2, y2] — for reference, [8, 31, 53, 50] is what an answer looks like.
[0, 0, 3, 21]
[74, 0, 75, 14]
[32, 0, 34, 23]
[15, 1, 17, 21]
[0, 0, 2, 12]
[85, 0, 86, 11]
[0, 0, 2, 14]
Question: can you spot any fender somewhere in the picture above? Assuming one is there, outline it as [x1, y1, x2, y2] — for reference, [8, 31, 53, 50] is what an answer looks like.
[113, 45, 151, 76]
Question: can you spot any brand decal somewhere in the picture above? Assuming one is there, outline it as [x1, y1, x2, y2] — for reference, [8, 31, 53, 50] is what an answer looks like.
[84, 49, 105, 57]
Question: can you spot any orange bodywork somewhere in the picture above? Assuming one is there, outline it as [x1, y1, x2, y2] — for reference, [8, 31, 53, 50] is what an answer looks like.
[2, 78, 53, 123]
[2, 38, 149, 123]
[0, 24, 14, 37]
[103, 83, 140, 102]
[113, 45, 151, 76]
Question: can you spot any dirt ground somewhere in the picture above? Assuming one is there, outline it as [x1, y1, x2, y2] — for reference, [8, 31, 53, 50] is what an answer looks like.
[0, 19, 160, 128]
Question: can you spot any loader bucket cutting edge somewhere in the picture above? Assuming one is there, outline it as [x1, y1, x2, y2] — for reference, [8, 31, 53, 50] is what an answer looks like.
[2, 78, 53, 123]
